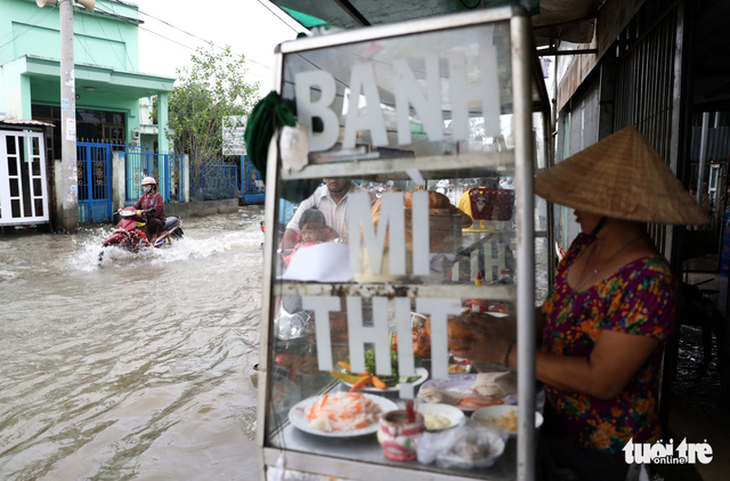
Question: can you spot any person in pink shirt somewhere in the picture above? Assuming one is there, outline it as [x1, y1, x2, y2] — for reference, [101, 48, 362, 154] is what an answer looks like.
[130, 176, 165, 244]
[281, 208, 337, 265]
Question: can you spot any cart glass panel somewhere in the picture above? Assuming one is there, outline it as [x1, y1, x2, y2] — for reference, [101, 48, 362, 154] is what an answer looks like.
[263, 18, 545, 480]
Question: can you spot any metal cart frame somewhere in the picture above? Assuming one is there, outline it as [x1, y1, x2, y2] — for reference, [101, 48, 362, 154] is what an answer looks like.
[257, 6, 553, 480]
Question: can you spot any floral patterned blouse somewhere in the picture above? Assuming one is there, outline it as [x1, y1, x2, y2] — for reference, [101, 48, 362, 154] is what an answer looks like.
[541, 233, 676, 455]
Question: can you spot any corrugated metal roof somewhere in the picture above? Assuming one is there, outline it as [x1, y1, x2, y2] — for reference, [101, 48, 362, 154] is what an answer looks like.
[0, 119, 55, 128]
[272, 0, 598, 44]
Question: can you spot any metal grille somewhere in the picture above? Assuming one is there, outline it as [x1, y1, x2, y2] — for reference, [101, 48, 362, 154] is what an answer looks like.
[192, 164, 238, 201]
[164, 154, 185, 203]
[122, 152, 185, 205]
[568, 82, 600, 158]
[241, 155, 265, 204]
[613, 5, 682, 257]
[77, 141, 112, 224]
[558, 82, 600, 249]
[690, 125, 730, 163]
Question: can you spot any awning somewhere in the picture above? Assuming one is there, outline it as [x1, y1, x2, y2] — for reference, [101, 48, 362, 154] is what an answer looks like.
[271, 0, 600, 44]
[0, 119, 54, 130]
[17, 55, 176, 100]
[0, 119, 54, 127]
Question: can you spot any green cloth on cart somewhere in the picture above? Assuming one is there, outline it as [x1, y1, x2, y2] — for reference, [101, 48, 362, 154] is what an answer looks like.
[244, 91, 296, 177]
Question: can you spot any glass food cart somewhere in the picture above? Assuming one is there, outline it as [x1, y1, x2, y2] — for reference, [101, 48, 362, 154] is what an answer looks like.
[257, 6, 553, 481]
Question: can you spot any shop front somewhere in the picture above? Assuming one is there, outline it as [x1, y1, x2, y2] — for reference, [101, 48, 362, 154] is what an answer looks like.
[257, 6, 552, 480]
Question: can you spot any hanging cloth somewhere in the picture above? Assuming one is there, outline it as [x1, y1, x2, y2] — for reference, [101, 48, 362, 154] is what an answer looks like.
[244, 91, 296, 177]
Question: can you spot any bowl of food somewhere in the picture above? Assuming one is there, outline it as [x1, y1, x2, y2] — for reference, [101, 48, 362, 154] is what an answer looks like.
[415, 403, 465, 431]
[471, 405, 543, 435]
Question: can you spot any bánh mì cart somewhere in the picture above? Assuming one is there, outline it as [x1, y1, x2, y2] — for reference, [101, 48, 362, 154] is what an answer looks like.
[257, 5, 553, 480]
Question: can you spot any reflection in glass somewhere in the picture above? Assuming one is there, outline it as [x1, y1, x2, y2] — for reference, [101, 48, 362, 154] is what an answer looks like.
[263, 16, 547, 480]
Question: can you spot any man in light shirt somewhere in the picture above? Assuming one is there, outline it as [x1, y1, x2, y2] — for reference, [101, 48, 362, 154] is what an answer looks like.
[280, 178, 373, 249]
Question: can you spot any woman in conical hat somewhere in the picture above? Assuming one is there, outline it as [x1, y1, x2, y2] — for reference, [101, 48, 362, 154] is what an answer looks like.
[452, 127, 707, 481]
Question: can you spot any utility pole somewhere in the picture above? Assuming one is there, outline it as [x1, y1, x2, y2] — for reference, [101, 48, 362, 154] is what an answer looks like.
[37, 0, 95, 231]
[59, 0, 78, 232]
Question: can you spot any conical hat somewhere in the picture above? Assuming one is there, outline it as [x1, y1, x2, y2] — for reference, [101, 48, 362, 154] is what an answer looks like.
[535, 126, 708, 225]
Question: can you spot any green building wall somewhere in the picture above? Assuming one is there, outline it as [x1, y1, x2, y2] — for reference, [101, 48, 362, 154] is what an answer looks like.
[0, 0, 174, 154]
[0, 0, 140, 71]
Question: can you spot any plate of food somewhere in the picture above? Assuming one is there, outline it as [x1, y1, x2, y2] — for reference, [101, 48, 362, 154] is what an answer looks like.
[289, 392, 398, 437]
[333, 350, 429, 392]
[415, 403, 465, 431]
[417, 372, 517, 411]
[471, 405, 544, 435]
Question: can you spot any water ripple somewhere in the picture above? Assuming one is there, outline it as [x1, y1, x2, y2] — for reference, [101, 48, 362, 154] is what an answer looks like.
[0, 208, 263, 480]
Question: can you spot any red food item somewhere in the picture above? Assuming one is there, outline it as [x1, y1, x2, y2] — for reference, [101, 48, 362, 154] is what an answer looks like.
[457, 396, 504, 410]
[412, 327, 431, 358]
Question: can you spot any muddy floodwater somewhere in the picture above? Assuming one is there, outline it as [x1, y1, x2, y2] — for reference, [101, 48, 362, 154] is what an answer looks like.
[0, 207, 264, 480]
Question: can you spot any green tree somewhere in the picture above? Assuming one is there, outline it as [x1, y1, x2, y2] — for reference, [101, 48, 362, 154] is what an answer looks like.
[167, 43, 259, 197]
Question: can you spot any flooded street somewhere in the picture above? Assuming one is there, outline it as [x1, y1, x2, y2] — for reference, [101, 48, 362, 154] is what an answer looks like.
[0, 207, 264, 480]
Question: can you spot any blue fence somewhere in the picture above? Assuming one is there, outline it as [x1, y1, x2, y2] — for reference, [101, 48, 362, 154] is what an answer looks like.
[77, 141, 112, 223]
[240, 155, 265, 204]
[122, 151, 185, 205]
[164, 154, 185, 202]
[192, 163, 238, 201]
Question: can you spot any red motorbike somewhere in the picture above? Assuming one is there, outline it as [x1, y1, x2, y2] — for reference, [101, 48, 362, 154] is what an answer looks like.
[99, 206, 184, 264]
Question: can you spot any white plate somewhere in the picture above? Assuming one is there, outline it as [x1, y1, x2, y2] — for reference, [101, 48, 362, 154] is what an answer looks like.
[471, 405, 544, 435]
[340, 367, 429, 393]
[289, 393, 398, 437]
[415, 403, 465, 431]
[420, 373, 478, 392]
[419, 374, 517, 411]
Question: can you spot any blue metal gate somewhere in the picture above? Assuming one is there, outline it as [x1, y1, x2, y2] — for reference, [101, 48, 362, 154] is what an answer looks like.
[193, 163, 238, 201]
[240, 155, 265, 204]
[77, 142, 112, 223]
[122, 151, 184, 204]
[162, 153, 185, 203]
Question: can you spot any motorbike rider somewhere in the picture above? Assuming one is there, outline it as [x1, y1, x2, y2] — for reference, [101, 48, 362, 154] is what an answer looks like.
[122, 176, 166, 244]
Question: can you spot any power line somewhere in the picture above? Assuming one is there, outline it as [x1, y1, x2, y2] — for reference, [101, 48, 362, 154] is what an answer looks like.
[0, 6, 44, 43]
[77, 15, 101, 66]
[135, 8, 275, 71]
[115, 22, 137, 70]
[255, 0, 302, 34]
[93, 2, 277, 82]
[0, 5, 58, 53]
[85, 6, 135, 70]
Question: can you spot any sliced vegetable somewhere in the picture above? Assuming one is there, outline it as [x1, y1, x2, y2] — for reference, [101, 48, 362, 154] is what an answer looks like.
[330, 371, 365, 384]
[349, 375, 372, 393]
[340, 349, 410, 388]
[371, 376, 387, 390]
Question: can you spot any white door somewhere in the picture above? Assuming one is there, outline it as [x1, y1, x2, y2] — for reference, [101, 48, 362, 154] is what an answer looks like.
[0, 131, 49, 226]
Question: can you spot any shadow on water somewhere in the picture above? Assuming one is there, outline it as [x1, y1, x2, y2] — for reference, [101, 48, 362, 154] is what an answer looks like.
[0, 207, 264, 480]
